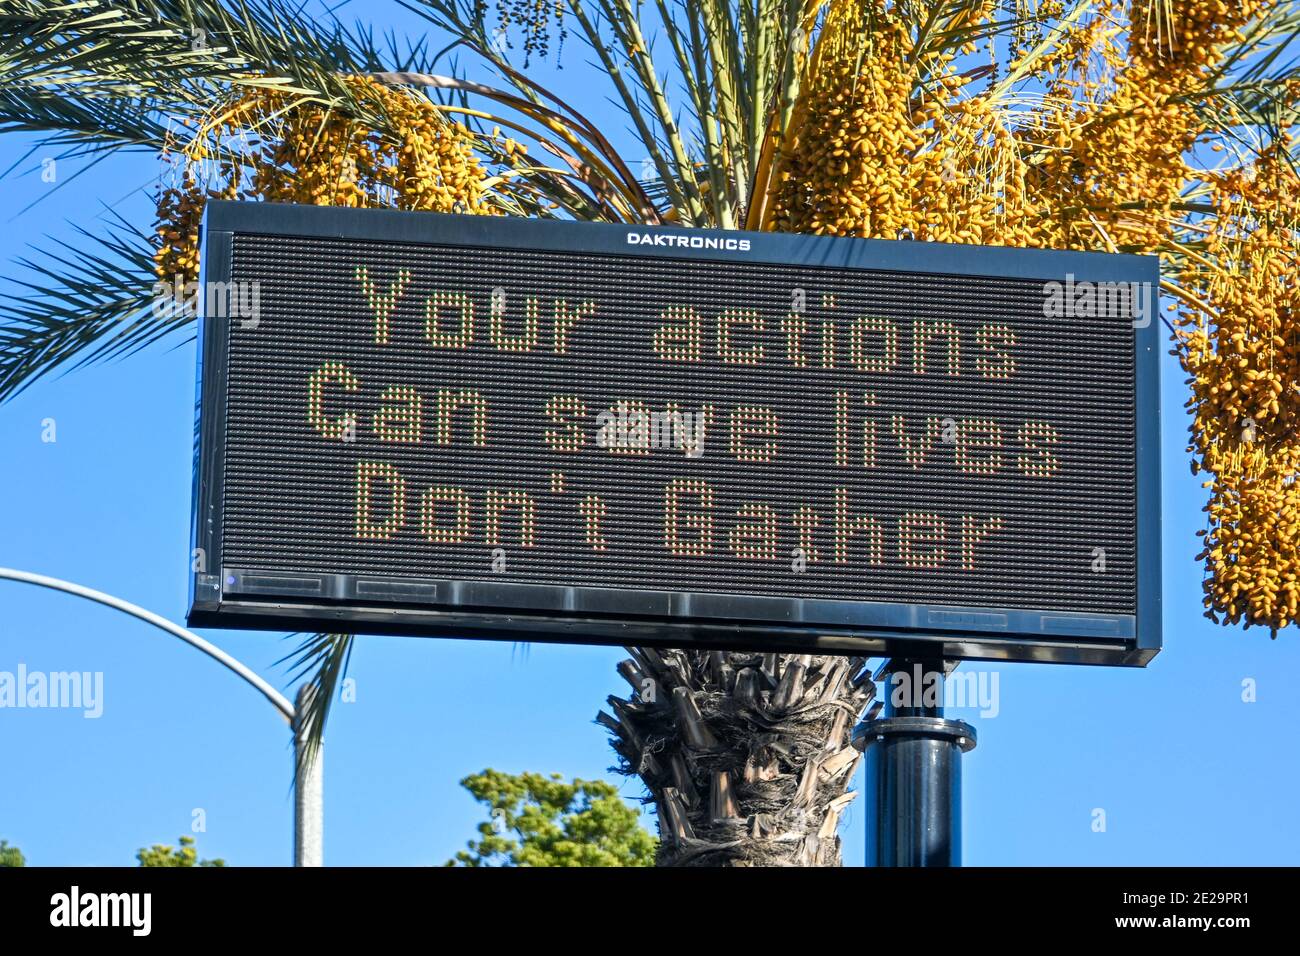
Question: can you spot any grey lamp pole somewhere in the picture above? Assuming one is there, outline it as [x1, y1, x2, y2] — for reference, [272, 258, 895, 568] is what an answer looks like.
[0, 567, 322, 867]
[293, 684, 323, 867]
[852, 657, 977, 866]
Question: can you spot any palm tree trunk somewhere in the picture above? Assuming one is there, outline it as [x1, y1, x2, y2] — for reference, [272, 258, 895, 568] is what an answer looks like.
[600, 649, 878, 866]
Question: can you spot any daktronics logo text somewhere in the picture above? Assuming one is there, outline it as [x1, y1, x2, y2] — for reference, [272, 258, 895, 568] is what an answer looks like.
[626, 231, 751, 252]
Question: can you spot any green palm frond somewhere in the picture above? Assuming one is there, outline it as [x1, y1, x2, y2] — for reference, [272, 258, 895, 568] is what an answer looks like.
[278, 633, 354, 773]
[413, 0, 815, 228]
[0, 210, 184, 402]
[1, 0, 423, 152]
[0, 86, 179, 154]
[1191, 76, 1300, 142]
[1, 0, 244, 98]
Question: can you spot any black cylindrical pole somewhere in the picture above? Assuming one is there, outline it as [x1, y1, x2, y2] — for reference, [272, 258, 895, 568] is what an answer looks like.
[853, 659, 976, 867]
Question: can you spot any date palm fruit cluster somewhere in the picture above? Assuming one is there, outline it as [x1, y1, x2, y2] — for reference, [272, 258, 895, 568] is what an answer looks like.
[487, 0, 568, 65]
[766, 0, 1044, 248]
[767, 0, 1295, 632]
[1056, 0, 1269, 251]
[1054, 1, 1297, 630]
[1177, 146, 1300, 631]
[154, 76, 506, 288]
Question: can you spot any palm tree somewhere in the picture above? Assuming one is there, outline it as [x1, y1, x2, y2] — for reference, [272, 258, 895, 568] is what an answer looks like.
[3, 0, 1298, 865]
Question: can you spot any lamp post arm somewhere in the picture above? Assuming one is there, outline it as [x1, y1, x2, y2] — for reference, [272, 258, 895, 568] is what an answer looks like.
[0, 567, 295, 724]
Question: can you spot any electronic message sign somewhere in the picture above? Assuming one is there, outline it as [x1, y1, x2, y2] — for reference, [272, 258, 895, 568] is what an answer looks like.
[188, 201, 1160, 665]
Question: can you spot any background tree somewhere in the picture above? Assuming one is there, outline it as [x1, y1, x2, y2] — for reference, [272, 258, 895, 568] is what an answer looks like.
[136, 835, 226, 867]
[0, 839, 24, 867]
[445, 769, 656, 866]
[3, 0, 1298, 865]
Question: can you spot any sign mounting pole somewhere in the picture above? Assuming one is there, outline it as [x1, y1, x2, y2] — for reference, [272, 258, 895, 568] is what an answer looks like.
[853, 657, 977, 866]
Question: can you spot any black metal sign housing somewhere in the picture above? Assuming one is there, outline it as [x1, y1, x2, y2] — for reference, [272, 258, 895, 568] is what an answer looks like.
[189, 201, 1161, 665]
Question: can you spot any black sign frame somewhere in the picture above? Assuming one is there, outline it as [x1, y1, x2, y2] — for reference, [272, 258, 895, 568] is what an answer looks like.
[188, 201, 1161, 666]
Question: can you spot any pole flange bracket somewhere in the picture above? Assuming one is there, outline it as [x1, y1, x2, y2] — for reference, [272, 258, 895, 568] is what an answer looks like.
[851, 716, 978, 754]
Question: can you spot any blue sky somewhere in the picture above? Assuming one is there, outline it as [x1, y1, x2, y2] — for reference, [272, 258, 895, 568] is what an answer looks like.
[1, 3, 1297, 867]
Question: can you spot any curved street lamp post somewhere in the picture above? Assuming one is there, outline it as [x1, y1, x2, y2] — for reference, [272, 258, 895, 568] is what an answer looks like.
[0, 567, 323, 866]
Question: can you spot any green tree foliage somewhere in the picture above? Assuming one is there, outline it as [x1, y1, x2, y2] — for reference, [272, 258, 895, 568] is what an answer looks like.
[0, 839, 25, 867]
[136, 835, 225, 867]
[446, 769, 655, 867]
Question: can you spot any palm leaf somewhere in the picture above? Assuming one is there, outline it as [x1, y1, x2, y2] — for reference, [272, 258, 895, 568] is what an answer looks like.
[277, 633, 354, 774]
[0, 210, 184, 402]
